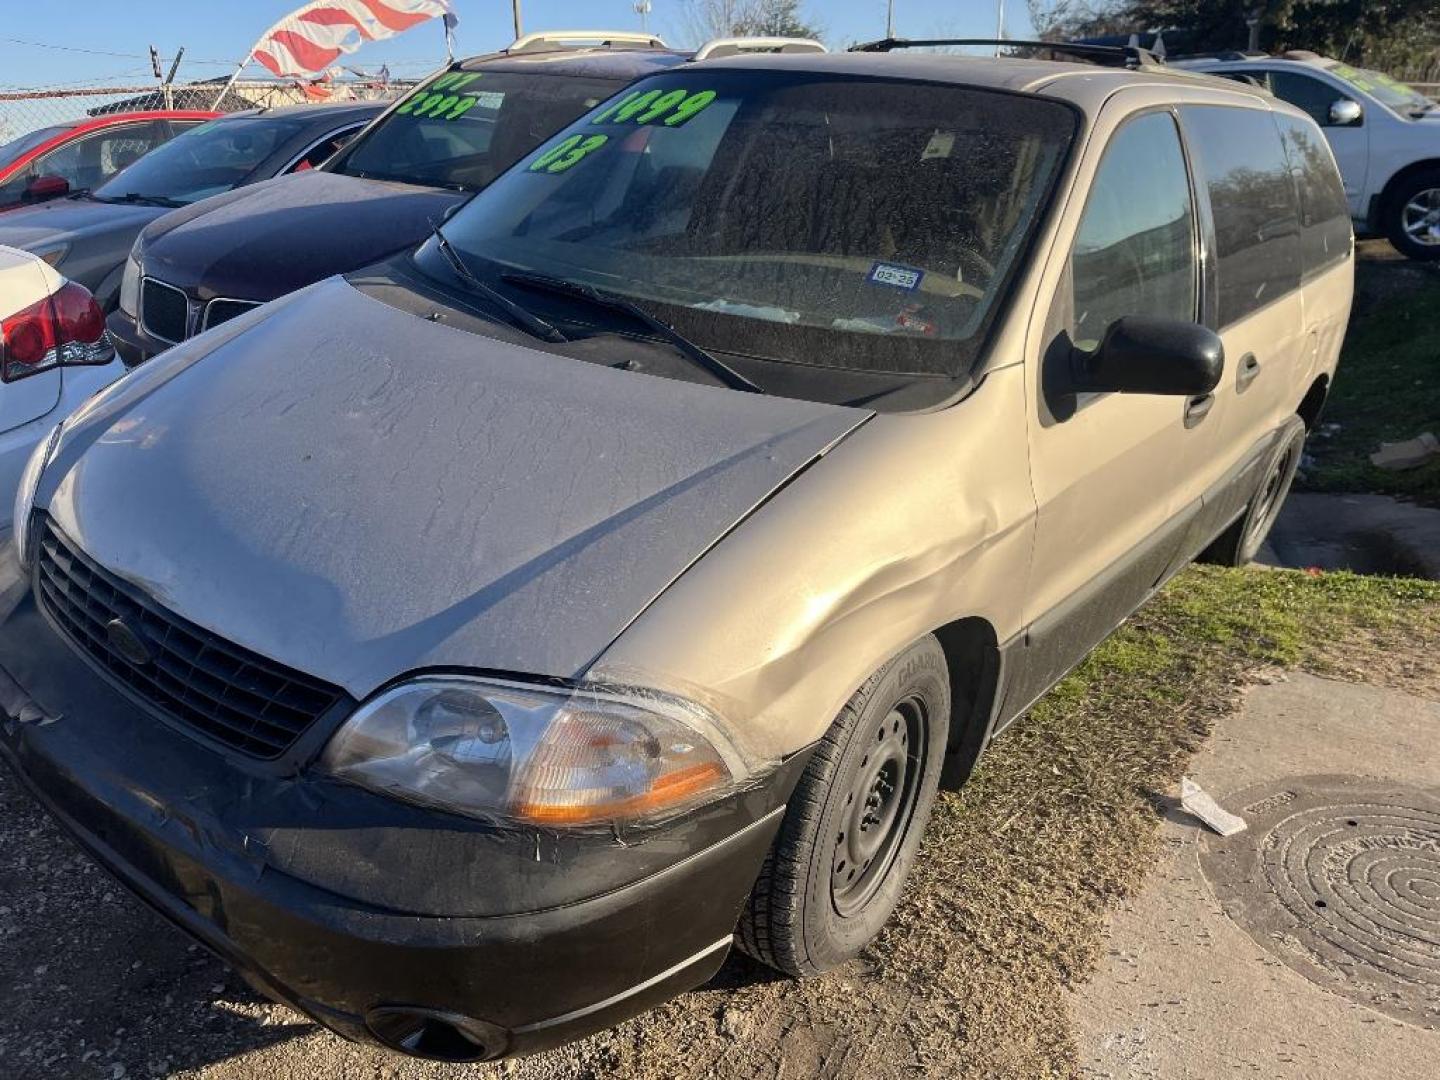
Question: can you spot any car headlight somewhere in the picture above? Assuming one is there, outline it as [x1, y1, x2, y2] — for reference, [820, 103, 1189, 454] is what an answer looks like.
[118, 253, 142, 319]
[13, 421, 63, 569]
[34, 243, 70, 268]
[320, 676, 748, 828]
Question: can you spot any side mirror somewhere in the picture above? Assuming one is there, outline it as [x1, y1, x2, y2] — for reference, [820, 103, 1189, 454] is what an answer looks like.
[1328, 99, 1363, 127]
[1072, 316, 1224, 396]
[24, 174, 69, 202]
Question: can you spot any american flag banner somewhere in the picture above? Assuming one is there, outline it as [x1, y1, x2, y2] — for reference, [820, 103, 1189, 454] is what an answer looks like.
[249, 1, 458, 78]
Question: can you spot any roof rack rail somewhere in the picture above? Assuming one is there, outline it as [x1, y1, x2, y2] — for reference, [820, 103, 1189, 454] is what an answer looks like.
[1168, 49, 1265, 62]
[693, 36, 827, 61]
[849, 37, 1163, 69]
[506, 30, 669, 54]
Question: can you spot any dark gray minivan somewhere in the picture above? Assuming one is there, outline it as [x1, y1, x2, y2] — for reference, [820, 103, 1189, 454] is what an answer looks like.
[106, 35, 693, 365]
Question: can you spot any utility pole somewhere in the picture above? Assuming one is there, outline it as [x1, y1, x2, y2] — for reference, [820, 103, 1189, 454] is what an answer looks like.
[886, 0, 896, 38]
[635, 1, 652, 33]
[1245, 6, 1264, 52]
[512, 1, 523, 39]
[995, 0, 1006, 57]
[163, 47, 184, 110]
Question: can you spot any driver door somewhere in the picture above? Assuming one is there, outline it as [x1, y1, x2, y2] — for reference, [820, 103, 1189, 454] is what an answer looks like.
[1013, 107, 1205, 709]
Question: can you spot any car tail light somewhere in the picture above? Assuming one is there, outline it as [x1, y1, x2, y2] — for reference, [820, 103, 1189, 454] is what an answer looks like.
[0, 280, 113, 383]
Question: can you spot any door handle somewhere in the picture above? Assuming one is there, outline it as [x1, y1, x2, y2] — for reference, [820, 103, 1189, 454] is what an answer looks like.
[1236, 353, 1262, 392]
[1184, 393, 1215, 428]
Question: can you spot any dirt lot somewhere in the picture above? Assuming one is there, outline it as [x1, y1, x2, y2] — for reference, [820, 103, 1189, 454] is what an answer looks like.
[3, 567, 1437, 1080]
[3, 245, 1438, 1080]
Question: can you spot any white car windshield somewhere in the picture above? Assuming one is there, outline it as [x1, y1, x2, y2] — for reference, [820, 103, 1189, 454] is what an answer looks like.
[1327, 63, 1434, 114]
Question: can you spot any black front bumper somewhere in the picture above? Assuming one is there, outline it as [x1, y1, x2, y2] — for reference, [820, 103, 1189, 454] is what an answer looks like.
[0, 589, 800, 1060]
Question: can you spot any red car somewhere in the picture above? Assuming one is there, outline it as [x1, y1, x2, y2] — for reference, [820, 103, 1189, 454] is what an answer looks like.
[0, 110, 218, 213]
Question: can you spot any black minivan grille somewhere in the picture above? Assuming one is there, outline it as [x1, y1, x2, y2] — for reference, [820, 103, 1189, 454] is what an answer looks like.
[140, 278, 189, 343]
[35, 520, 346, 759]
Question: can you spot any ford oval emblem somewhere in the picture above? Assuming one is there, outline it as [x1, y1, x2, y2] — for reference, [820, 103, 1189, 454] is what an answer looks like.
[106, 617, 153, 667]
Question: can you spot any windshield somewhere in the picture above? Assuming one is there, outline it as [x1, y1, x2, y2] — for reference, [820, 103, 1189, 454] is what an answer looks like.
[0, 125, 71, 170]
[93, 116, 302, 204]
[1327, 62, 1433, 114]
[332, 68, 624, 191]
[435, 72, 1077, 380]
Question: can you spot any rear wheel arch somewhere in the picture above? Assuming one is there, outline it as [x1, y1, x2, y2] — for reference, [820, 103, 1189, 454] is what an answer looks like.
[1297, 374, 1330, 431]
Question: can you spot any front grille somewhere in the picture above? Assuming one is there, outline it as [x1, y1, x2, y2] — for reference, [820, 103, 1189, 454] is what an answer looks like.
[202, 297, 261, 331]
[35, 520, 347, 759]
[140, 278, 189, 343]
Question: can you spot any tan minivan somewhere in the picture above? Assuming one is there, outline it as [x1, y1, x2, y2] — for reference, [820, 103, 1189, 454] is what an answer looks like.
[3, 41, 1351, 1060]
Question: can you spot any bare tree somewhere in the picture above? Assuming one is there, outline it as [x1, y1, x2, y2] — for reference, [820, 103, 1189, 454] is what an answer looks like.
[675, 0, 823, 45]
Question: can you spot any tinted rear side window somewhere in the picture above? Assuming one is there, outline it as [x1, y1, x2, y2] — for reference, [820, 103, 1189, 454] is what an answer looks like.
[1274, 114, 1351, 278]
[1181, 106, 1301, 326]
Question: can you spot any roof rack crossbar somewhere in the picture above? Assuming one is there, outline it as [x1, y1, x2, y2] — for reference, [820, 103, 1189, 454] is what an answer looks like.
[507, 30, 669, 54]
[693, 36, 827, 62]
[849, 37, 1163, 69]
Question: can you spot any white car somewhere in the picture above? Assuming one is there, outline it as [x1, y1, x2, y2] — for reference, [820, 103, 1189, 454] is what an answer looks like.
[0, 244, 121, 541]
[1178, 51, 1440, 259]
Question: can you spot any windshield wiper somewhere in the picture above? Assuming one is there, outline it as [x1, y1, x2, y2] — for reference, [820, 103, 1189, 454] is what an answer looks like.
[428, 226, 566, 344]
[93, 192, 185, 208]
[500, 271, 764, 394]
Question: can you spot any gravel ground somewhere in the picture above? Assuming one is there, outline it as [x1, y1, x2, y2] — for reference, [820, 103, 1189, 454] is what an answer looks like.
[2, 567, 1437, 1080]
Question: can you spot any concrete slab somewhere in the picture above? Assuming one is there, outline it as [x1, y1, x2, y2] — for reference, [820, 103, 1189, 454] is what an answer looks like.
[1070, 673, 1440, 1079]
[1258, 493, 1440, 579]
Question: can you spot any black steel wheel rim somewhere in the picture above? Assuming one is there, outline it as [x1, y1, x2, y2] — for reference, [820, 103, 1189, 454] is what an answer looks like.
[1247, 440, 1298, 551]
[831, 696, 928, 918]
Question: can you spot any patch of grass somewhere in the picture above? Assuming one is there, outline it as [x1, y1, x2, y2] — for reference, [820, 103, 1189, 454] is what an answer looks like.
[587, 566, 1440, 1080]
[1303, 282, 1440, 505]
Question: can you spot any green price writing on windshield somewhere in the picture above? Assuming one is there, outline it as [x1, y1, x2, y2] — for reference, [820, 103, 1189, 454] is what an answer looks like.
[528, 134, 610, 174]
[395, 73, 483, 121]
[590, 88, 717, 128]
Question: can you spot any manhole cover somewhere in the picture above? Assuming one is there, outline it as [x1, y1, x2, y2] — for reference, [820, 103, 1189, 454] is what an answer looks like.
[1200, 775, 1440, 1029]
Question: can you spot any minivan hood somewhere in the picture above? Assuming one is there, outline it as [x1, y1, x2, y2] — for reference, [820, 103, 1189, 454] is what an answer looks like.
[46, 278, 868, 697]
[140, 172, 465, 301]
[0, 197, 163, 250]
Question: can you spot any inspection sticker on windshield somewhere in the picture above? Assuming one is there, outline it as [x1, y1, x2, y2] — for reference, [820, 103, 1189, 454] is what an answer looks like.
[868, 262, 925, 291]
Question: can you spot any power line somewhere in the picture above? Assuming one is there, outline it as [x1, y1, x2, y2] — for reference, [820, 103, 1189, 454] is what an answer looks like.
[0, 37, 233, 66]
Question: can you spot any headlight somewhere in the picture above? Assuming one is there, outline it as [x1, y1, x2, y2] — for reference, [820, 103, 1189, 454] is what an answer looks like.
[118, 253, 141, 318]
[321, 676, 747, 828]
[34, 243, 69, 268]
[13, 421, 63, 569]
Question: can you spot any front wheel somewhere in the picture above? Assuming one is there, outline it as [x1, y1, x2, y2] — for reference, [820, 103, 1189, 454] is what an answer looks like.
[736, 635, 949, 976]
[1384, 169, 1440, 261]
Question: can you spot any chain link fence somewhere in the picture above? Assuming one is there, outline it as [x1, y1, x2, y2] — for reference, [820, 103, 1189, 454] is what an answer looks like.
[0, 79, 415, 145]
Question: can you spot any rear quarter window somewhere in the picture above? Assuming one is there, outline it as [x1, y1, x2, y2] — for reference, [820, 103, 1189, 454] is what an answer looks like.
[1274, 114, 1351, 278]
[1180, 105, 1302, 327]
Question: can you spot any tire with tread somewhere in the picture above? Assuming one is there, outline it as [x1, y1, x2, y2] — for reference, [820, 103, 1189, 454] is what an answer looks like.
[737, 635, 949, 976]
[1383, 167, 1440, 262]
[1200, 415, 1306, 567]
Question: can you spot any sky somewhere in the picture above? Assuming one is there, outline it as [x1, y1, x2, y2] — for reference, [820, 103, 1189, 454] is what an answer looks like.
[0, 1, 1037, 90]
